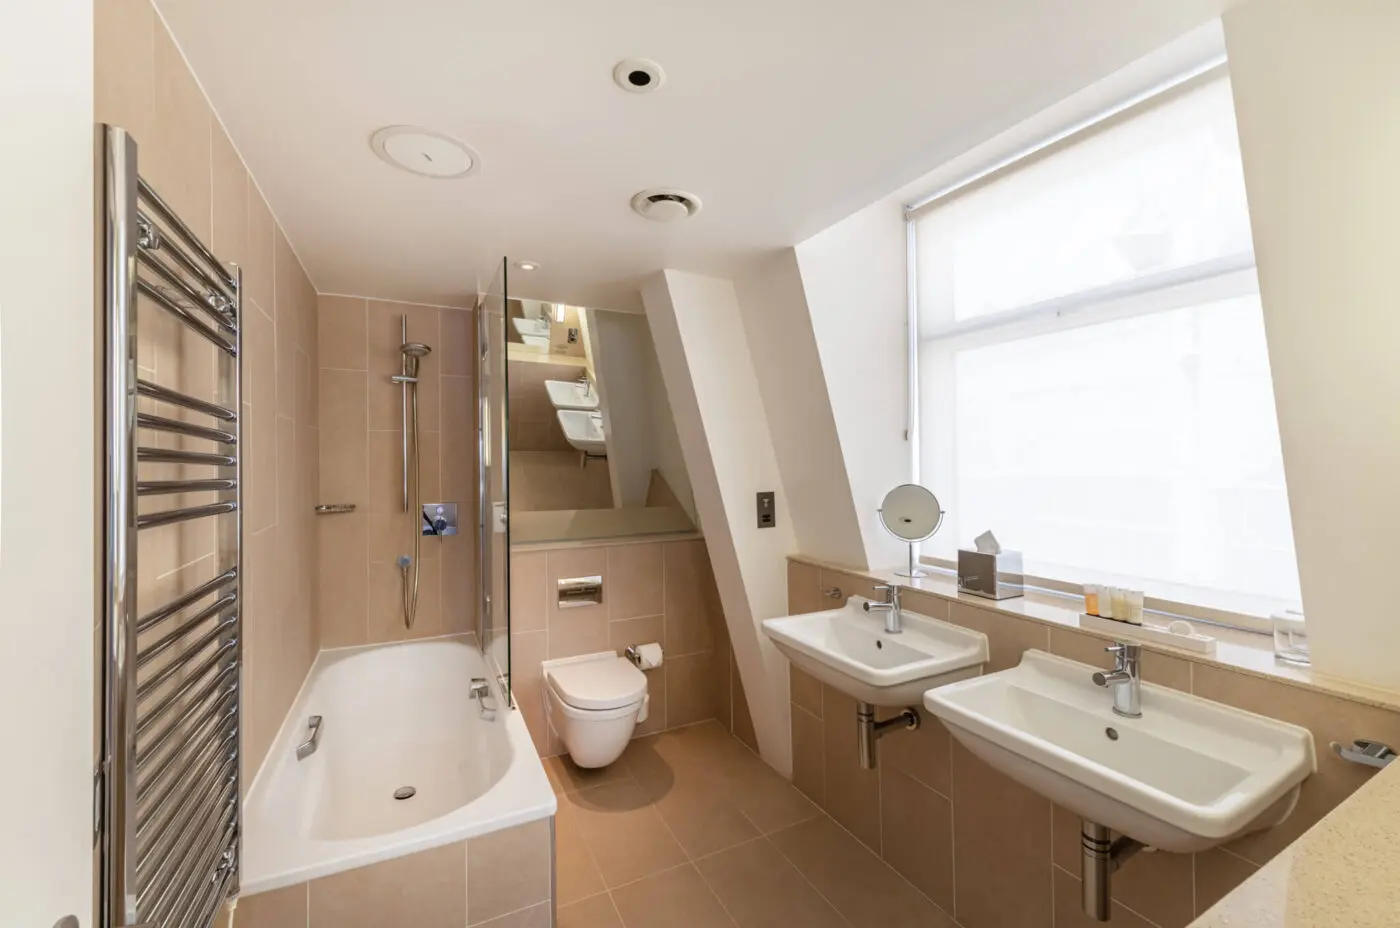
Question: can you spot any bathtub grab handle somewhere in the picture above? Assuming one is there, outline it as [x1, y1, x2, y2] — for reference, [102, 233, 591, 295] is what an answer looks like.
[296, 715, 323, 760]
[470, 678, 498, 721]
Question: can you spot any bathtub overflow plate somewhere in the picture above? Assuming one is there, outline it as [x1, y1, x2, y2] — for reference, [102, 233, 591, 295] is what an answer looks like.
[393, 786, 417, 800]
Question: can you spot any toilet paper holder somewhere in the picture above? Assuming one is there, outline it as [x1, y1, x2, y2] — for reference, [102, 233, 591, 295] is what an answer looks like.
[624, 643, 663, 670]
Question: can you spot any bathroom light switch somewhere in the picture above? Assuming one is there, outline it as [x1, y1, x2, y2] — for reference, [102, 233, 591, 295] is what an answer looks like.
[757, 491, 776, 529]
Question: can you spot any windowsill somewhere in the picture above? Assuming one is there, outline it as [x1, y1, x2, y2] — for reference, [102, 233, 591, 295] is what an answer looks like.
[788, 553, 1400, 713]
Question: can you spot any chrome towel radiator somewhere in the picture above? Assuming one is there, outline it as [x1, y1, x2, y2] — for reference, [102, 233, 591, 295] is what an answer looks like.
[98, 125, 243, 928]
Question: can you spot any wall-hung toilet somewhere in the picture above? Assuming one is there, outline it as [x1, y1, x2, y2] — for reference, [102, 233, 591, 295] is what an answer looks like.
[544, 652, 649, 768]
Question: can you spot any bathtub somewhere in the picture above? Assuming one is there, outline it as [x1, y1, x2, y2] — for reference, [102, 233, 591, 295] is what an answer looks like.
[241, 635, 556, 894]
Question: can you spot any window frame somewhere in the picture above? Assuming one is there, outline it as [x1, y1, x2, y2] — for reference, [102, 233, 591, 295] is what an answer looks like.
[902, 59, 1295, 634]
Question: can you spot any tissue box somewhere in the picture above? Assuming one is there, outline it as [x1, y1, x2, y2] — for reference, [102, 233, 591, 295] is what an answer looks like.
[957, 549, 1025, 600]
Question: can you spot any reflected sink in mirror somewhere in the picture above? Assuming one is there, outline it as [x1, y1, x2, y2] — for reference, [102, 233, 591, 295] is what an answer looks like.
[545, 379, 600, 411]
[510, 316, 550, 349]
[762, 597, 988, 706]
[921, 650, 1315, 852]
[556, 409, 606, 455]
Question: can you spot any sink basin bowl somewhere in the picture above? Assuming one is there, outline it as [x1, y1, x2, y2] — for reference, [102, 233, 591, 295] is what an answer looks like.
[511, 317, 550, 349]
[922, 650, 1314, 852]
[761, 598, 988, 706]
[557, 409, 606, 454]
[545, 379, 600, 411]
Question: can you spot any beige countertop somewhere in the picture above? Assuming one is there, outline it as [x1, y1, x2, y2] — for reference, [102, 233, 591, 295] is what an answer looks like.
[1189, 761, 1400, 927]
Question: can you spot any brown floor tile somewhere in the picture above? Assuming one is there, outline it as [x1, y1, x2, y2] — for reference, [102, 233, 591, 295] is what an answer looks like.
[610, 864, 737, 928]
[696, 838, 848, 928]
[556, 803, 607, 905]
[470, 901, 553, 928]
[567, 781, 688, 888]
[769, 816, 953, 928]
[650, 777, 761, 858]
[558, 893, 624, 928]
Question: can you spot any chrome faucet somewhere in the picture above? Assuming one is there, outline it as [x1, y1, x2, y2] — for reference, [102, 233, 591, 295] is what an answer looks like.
[862, 584, 903, 634]
[575, 372, 592, 396]
[1092, 644, 1142, 718]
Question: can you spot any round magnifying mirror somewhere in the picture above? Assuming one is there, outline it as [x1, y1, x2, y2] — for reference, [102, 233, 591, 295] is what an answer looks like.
[878, 484, 944, 577]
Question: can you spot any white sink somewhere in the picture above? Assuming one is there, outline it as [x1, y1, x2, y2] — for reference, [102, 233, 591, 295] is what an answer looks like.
[557, 409, 606, 454]
[545, 379, 600, 411]
[922, 650, 1314, 852]
[761, 598, 988, 706]
[511, 317, 549, 349]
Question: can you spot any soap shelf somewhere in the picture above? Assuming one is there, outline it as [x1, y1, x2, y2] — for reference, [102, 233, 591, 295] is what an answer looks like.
[1079, 612, 1218, 655]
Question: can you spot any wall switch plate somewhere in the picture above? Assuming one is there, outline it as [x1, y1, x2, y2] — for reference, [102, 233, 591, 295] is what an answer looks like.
[567, 327, 579, 344]
[757, 491, 776, 529]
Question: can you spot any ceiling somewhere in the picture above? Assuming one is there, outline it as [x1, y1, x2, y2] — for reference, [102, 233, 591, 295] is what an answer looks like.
[156, 0, 1226, 310]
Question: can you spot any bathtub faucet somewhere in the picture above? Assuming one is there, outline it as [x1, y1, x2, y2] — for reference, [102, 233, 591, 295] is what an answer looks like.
[471, 678, 497, 721]
[295, 715, 323, 761]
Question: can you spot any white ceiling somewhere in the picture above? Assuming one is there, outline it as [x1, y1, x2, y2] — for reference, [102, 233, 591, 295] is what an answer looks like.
[156, 0, 1226, 309]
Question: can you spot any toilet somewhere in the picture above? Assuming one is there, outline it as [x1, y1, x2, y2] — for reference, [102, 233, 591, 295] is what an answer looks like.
[543, 652, 650, 768]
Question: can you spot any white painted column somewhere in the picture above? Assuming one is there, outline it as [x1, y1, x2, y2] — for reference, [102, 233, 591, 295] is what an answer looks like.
[1225, 0, 1400, 689]
[0, 0, 97, 924]
[641, 270, 795, 772]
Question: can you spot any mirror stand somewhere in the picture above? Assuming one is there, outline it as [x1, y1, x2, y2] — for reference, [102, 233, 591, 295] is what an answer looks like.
[896, 543, 928, 579]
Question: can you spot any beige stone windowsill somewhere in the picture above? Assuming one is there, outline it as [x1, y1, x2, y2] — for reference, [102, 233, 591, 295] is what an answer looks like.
[789, 554, 1400, 714]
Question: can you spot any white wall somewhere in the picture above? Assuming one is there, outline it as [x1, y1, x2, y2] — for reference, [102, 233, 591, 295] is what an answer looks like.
[641, 320, 696, 521]
[794, 205, 912, 570]
[642, 270, 794, 772]
[589, 309, 661, 508]
[1224, 0, 1400, 690]
[0, 0, 96, 924]
[733, 250, 869, 568]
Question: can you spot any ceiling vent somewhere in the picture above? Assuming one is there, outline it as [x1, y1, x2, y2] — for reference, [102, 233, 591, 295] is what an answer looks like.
[370, 126, 480, 179]
[613, 59, 665, 93]
[631, 189, 702, 222]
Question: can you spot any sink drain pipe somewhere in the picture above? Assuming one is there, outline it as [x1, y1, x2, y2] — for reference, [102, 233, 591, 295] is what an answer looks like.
[856, 702, 920, 770]
[1081, 821, 1145, 921]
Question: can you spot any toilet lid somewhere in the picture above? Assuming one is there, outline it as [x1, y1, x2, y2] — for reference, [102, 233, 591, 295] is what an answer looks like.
[546, 657, 647, 711]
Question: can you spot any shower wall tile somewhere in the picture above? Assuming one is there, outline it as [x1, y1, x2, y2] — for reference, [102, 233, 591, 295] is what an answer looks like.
[316, 296, 477, 649]
[98, 5, 321, 785]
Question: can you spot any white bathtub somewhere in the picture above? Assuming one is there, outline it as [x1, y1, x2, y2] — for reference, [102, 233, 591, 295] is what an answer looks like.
[242, 635, 556, 894]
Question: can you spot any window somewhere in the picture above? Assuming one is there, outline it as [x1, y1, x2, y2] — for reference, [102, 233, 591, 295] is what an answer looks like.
[913, 72, 1301, 620]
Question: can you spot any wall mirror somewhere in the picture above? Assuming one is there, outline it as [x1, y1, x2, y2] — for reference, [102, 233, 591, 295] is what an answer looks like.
[879, 483, 944, 578]
[505, 298, 696, 543]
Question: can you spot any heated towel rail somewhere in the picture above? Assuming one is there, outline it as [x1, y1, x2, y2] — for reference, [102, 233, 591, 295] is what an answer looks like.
[98, 125, 243, 928]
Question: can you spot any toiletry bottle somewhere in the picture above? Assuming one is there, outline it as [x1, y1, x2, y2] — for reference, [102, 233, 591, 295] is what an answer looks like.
[1110, 587, 1128, 622]
[1084, 584, 1100, 616]
[1126, 590, 1144, 625]
[1100, 587, 1115, 620]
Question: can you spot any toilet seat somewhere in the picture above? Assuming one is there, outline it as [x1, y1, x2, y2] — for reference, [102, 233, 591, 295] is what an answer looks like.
[545, 656, 646, 711]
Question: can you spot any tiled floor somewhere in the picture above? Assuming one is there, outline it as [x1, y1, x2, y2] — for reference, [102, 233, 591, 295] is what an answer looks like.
[547, 720, 955, 928]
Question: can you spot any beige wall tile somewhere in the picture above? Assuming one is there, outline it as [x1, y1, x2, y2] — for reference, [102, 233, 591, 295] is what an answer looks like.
[709, 646, 732, 732]
[275, 233, 299, 420]
[442, 532, 476, 634]
[316, 513, 368, 648]
[367, 555, 441, 642]
[467, 818, 553, 925]
[667, 652, 717, 727]
[319, 296, 368, 370]
[95, 0, 154, 143]
[510, 551, 548, 633]
[511, 630, 549, 756]
[947, 602, 1050, 673]
[790, 666, 823, 718]
[246, 187, 276, 314]
[367, 429, 440, 516]
[1052, 805, 1193, 928]
[663, 539, 718, 656]
[880, 764, 954, 914]
[950, 740, 1051, 928]
[1192, 662, 1400, 865]
[308, 841, 466, 928]
[820, 568, 882, 601]
[610, 614, 663, 653]
[732, 668, 757, 751]
[319, 369, 367, 435]
[368, 300, 441, 431]
[148, 22, 212, 243]
[557, 893, 623, 928]
[1049, 626, 1192, 692]
[610, 863, 735, 928]
[787, 560, 826, 614]
[898, 587, 953, 621]
[235, 883, 307, 928]
[821, 685, 882, 852]
[608, 543, 664, 620]
[210, 126, 248, 272]
[318, 425, 367, 510]
[880, 706, 951, 798]
[792, 704, 825, 804]
[565, 781, 687, 888]
[1193, 848, 1259, 917]
[768, 815, 952, 928]
[697, 837, 848, 928]
[440, 306, 476, 376]
[1052, 866, 1155, 928]
[441, 374, 477, 500]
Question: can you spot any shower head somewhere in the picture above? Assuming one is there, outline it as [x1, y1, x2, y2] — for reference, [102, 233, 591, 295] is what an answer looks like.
[401, 342, 432, 358]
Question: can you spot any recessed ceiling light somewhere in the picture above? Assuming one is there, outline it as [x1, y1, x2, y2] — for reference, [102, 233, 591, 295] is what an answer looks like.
[513, 260, 541, 272]
[370, 126, 480, 179]
[613, 59, 665, 94]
